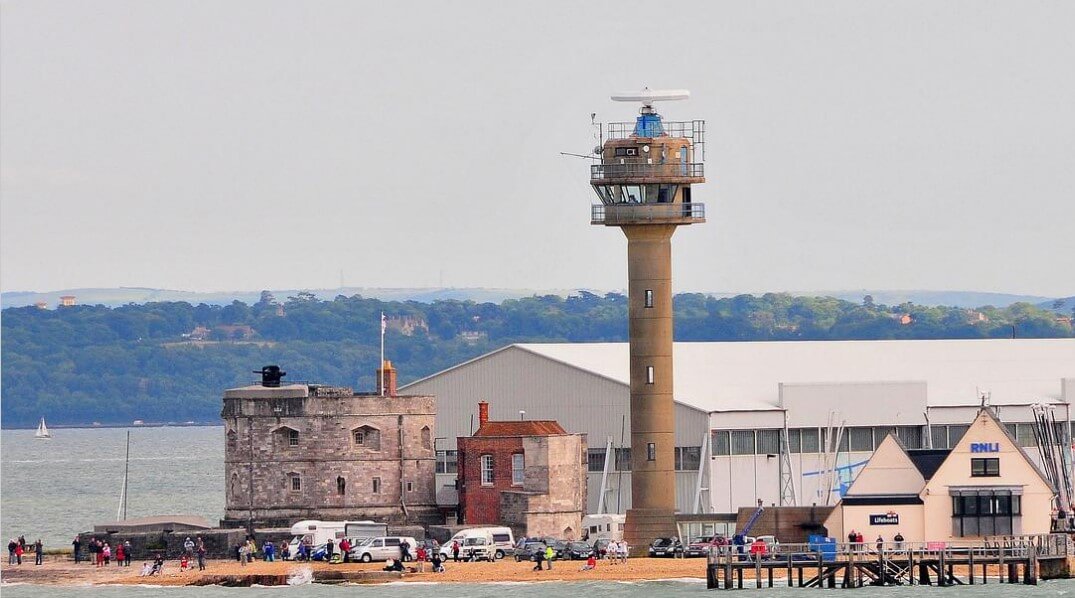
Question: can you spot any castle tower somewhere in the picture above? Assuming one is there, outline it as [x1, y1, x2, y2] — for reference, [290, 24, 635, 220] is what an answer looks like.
[590, 88, 705, 548]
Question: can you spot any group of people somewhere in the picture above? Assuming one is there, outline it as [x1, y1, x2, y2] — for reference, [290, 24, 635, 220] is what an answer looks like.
[846, 530, 905, 553]
[73, 537, 132, 567]
[6, 536, 43, 566]
[600, 540, 629, 564]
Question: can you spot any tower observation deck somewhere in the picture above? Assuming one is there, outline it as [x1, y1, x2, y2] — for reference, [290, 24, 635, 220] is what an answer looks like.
[589, 88, 707, 552]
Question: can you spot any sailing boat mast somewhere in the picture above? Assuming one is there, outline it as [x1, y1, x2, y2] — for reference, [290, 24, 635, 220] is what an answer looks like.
[117, 431, 130, 520]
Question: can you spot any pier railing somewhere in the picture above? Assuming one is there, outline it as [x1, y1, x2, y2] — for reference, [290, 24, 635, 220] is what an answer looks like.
[706, 533, 1068, 565]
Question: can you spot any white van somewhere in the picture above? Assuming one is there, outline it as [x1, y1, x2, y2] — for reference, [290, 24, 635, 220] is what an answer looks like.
[582, 514, 625, 541]
[348, 536, 418, 563]
[439, 527, 515, 560]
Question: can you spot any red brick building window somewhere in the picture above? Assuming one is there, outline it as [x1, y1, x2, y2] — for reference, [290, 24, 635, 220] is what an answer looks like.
[481, 454, 494, 485]
[512, 453, 525, 485]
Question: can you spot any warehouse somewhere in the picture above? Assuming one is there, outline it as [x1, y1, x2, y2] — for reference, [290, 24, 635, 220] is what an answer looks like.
[401, 338, 1075, 522]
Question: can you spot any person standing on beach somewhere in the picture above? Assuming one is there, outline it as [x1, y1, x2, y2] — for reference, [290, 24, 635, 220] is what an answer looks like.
[115, 542, 125, 568]
[544, 545, 554, 570]
[8, 539, 16, 565]
[94, 540, 104, 567]
[15, 542, 24, 565]
[124, 540, 133, 566]
[415, 544, 426, 573]
[34, 539, 43, 565]
[197, 538, 206, 571]
[239, 542, 248, 566]
[451, 540, 460, 562]
[72, 536, 82, 564]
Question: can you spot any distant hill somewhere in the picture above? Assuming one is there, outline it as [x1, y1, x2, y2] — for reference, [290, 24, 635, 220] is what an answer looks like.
[1038, 297, 1075, 314]
[0, 286, 575, 309]
[820, 290, 1055, 309]
[1, 287, 1060, 309]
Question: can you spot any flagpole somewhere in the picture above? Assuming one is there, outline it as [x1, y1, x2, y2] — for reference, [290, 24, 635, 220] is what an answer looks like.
[380, 311, 386, 397]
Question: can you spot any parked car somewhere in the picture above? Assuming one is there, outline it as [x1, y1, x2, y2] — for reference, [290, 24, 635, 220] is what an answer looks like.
[439, 527, 515, 560]
[592, 538, 613, 558]
[648, 537, 684, 558]
[564, 541, 594, 560]
[515, 541, 547, 562]
[685, 535, 722, 558]
[347, 536, 418, 563]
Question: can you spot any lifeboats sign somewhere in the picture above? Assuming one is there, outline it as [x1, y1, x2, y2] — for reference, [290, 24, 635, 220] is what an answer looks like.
[869, 513, 899, 525]
[970, 442, 1000, 453]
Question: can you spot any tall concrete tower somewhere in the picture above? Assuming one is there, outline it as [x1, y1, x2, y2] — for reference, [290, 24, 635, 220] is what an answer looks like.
[589, 88, 705, 548]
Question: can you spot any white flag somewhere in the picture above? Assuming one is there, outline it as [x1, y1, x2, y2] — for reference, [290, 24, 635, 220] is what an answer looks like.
[381, 312, 387, 334]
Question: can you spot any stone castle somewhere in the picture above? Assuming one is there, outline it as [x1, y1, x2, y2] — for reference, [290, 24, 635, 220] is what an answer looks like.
[221, 363, 440, 528]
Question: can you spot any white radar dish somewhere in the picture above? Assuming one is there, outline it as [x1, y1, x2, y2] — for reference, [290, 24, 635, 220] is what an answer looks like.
[610, 87, 690, 108]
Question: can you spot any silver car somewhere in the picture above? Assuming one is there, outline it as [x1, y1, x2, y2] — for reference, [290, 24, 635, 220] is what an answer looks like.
[348, 536, 418, 563]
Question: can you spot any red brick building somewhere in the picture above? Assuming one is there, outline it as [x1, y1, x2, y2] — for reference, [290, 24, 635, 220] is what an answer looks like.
[457, 402, 587, 538]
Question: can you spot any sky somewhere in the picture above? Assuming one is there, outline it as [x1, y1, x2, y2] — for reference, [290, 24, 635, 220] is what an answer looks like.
[1, 1, 1073, 297]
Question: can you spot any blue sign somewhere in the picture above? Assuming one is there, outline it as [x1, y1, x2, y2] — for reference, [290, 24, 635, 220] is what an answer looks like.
[970, 442, 1000, 453]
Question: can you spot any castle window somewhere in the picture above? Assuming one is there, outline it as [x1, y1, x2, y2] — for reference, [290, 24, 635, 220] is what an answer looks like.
[406, 482, 414, 492]
[644, 290, 654, 308]
[647, 443, 656, 461]
[481, 454, 494, 485]
[353, 425, 381, 451]
[372, 477, 382, 493]
[512, 453, 525, 485]
[337, 476, 346, 495]
[288, 429, 299, 447]
[646, 366, 655, 385]
[421, 426, 432, 450]
[289, 474, 301, 492]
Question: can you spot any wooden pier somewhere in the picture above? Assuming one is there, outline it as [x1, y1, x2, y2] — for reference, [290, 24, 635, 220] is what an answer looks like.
[706, 534, 1069, 590]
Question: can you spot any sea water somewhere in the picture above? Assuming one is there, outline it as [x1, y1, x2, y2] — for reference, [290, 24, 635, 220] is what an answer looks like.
[1, 426, 224, 548]
[3, 428, 1075, 595]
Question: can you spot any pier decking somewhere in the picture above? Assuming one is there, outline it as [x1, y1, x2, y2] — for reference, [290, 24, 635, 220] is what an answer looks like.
[706, 534, 1069, 590]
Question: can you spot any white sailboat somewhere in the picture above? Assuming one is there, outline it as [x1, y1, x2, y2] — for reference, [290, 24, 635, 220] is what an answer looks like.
[35, 417, 51, 439]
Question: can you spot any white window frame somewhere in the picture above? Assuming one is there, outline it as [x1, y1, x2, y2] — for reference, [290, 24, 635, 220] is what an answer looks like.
[511, 453, 525, 485]
[481, 454, 495, 486]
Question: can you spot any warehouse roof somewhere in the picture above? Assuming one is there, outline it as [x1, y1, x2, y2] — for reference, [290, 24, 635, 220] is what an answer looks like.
[510, 339, 1075, 413]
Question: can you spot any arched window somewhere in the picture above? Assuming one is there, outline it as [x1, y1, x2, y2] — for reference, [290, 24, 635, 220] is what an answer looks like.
[226, 429, 238, 449]
[421, 426, 432, 450]
[337, 476, 346, 495]
[230, 473, 240, 499]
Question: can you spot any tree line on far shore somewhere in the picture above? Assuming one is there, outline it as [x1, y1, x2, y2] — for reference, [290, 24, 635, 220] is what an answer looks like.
[2, 291, 1071, 427]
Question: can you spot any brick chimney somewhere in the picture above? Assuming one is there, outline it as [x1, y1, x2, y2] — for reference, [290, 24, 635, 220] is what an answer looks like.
[478, 401, 489, 427]
[376, 360, 398, 397]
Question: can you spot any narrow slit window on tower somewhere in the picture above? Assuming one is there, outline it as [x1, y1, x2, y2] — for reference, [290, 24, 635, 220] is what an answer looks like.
[644, 290, 654, 308]
[336, 476, 346, 495]
[647, 443, 656, 461]
[646, 366, 655, 384]
[372, 477, 382, 494]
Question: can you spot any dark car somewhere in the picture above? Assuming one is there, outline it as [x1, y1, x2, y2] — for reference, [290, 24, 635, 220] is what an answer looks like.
[648, 537, 684, 558]
[685, 535, 722, 558]
[564, 541, 594, 560]
[538, 538, 568, 559]
[592, 538, 613, 558]
[514, 541, 547, 562]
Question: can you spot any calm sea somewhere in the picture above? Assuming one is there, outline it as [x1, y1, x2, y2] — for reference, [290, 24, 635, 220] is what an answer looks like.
[1, 426, 224, 549]
[3, 428, 1075, 596]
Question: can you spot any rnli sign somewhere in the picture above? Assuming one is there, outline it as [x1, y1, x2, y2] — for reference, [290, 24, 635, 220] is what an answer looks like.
[869, 513, 899, 525]
[970, 442, 1000, 453]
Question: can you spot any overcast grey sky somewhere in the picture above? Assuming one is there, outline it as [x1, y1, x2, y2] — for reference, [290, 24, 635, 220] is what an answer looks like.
[2, 1, 1072, 297]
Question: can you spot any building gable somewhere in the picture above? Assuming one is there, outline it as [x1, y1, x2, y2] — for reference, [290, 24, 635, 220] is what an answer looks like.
[923, 408, 1053, 497]
[845, 434, 926, 497]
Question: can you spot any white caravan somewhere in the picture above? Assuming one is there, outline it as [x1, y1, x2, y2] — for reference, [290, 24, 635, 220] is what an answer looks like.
[582, 514, 625, 541]
[287, 520, 387, 557]
[439, 526, 515, 560]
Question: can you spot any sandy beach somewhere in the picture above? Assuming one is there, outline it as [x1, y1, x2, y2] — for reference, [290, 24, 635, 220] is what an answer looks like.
[0, 556, 710, 586]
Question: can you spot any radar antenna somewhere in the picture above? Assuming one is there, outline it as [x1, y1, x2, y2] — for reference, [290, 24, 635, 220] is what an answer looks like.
[611, 87, 690, 111]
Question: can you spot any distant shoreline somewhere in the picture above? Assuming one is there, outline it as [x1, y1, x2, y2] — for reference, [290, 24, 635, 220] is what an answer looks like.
[1, 422, 222, 431]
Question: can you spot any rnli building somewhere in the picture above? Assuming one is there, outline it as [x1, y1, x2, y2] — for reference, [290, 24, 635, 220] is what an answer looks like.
[825, 407, 1054, 542]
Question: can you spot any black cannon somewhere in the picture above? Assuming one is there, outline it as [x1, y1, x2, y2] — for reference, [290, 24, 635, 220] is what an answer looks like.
[255, 365, 286, 387]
